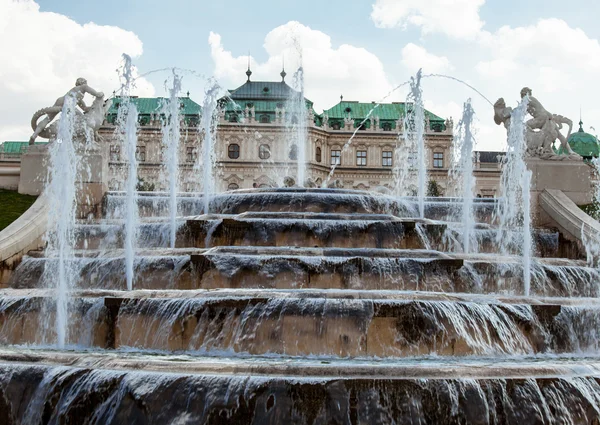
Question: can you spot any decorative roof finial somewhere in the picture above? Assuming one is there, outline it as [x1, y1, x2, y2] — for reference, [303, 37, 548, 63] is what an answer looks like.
[340, 94, 343, 102]
[579, 107, 584, 132]
[280, 56, 286, 82]
[186, 91, 190, 97]
[246, 52, 252, 82]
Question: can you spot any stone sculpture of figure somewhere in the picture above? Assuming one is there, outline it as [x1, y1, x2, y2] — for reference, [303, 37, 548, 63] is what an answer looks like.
[493, 98, 512, 130]
[283, 176, 296, 187]
[493, 89, 580, 160]
[322, 113, 329, 129]
[29, 78, 104, 144]
[519, 87, 578, 159]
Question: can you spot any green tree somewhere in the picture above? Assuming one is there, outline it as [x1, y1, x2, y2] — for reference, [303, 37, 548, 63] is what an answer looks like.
[427, 180, 442, 197]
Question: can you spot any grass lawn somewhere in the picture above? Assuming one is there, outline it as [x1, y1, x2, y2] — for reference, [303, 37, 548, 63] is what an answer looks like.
[0, 189, 38, 232]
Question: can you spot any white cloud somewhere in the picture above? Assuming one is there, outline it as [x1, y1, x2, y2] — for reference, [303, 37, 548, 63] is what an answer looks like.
[370, 0, 485, 40]
[209, 21, 396, 112]
[0, 0, 154, 142]
[401, 43, 453, 74]
[475, 18, 600, 148]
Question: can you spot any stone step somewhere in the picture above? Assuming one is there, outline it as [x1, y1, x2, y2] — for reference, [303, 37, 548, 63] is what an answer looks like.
[0, 352, 599, 424]
[9, 249, 598, 297]
[103, 189, 498, 222]
[1, 291, 598, 358]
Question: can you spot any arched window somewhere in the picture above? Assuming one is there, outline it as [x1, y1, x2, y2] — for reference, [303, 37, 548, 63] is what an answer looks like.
[229, 114, 239, 123]
[289, 144, 298, 160]
[260, 115, 270, 123]
[316, 147, 322, 163]
[228, 144, 240, 159]
[331, 121, 341, 130]
[259, 144, 271, 160]
[227, 183, 239, 190]
[291, 115, 298, 125]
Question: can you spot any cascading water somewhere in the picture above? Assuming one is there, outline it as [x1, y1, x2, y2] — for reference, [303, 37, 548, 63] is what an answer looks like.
[117, 54, 140, 291]
[162, 71, 182, 248]
[199, 80, 220, 213]
[495, 96, 533, 295]
[403, 70, 427, 218]
[448, 99, 477, 253]
[43, 95, 79, 347]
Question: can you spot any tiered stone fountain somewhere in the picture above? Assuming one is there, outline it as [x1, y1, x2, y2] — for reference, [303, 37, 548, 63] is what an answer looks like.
[1, 187, 600, 424]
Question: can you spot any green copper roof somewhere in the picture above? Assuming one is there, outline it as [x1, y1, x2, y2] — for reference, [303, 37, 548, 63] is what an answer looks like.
[228, 80, 313, 105]
[558, 121, 599, 158]
[323, 101, 445, 122]
[0, 141, 47, 154]
[107, 96, 201, 116]
[322, 101, 446, 131]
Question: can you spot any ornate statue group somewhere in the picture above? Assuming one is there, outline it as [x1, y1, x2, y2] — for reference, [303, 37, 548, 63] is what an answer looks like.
[494, 87, 580, 160]
[29, 77, 111, 145]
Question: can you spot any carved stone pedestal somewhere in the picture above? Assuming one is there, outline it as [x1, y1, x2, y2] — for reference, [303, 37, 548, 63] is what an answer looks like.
[527, 158, 593, 226]
[18, 144, 106, 218]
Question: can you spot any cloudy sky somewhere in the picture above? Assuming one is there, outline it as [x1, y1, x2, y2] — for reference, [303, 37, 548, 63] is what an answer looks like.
[1, 0, 599, 150]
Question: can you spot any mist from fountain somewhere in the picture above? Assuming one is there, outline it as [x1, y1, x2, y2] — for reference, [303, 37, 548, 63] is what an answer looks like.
[43, 95, 79, 348]
[495, 96, 533, 295]
[162, 71, 183, 248]
[448, 99, 477, 253]
[116, 54, 140, 291]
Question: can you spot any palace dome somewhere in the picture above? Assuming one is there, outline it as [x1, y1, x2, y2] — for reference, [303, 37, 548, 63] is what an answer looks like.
[559, 120, 599, 159]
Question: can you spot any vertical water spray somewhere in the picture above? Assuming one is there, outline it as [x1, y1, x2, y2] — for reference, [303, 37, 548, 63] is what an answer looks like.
[404, 70, 427, 217]
[117, 54, 140, 291]
[44, 95, 79, 347]
[495, 96, 533, 295]
[291, 66, 308, 186]
[449, 99, 477, 253]
[200, 81, 221, 213]
[162, 71, 182, 248]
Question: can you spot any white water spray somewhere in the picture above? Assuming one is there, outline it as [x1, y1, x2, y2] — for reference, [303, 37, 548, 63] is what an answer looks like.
[117, 54, 140, 291]
[44, 95, 79, 347]
[285, 65, 308, 186]
[495, 96, 533, 295]
[200, 81, 221, 213]
[162, 71, 182, 248]
[404, 70, 427, 218]
[449, 99, 477, 253]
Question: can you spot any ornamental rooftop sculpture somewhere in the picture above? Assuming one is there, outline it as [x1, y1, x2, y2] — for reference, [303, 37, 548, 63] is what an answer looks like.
[494, 87, 581, 160]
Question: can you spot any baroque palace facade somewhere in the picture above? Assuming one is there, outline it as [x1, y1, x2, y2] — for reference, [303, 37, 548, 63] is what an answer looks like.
[1, 70, 504, 197]
[98, 69, 504, 197]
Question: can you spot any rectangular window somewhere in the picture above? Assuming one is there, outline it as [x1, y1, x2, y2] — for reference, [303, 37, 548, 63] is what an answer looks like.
[109, 145, 120, 162]
[433, 152, 444, 168]
[135, 146, 146, 162]
[356, 150, 367, 166]
[382, 151, 393, 167]
[331, 150, 341, 165]
[186, 147, 196, 163]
